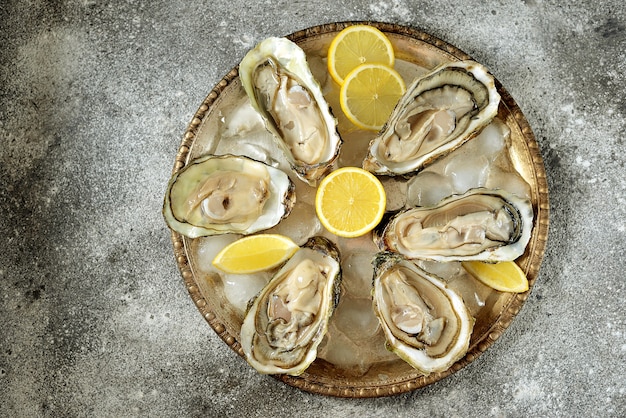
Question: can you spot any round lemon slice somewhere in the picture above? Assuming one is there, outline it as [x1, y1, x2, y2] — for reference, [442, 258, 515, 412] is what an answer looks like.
[212, 234, 299, 274]
[315, 167, 386, 238]
[339, 63, 406, 131]
[328, 24, 395, 85]
[462, 261, 530, 293]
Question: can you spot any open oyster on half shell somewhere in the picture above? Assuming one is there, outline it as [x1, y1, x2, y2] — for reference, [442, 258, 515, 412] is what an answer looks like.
[239, 37, 343, 185]
[240, 236, 342, 375]
[363, 60, 500, 176]
[372, 253, 474, 375]
[163, 154, 295, 238]
[376, 188, 533, 262]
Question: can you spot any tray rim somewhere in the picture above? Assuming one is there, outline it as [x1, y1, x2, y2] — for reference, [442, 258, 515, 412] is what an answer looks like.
[167, 20, 550, 398]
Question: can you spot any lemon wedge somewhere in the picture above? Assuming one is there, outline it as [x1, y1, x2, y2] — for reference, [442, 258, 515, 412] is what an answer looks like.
[462, 261, 529, 293]
[212, 234, 299, 274]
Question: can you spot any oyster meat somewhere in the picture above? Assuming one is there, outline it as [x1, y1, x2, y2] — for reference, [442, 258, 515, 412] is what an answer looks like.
[163, 154, 295, 237]
[363, 60, 500, 176]
[239, 37, 342, 185]
[240, 236, 341, 375]
[377, 188, 533, 262]
[372, 253, 474, 374]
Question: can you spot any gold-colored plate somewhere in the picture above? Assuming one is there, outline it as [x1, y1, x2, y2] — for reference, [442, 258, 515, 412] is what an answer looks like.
[167, 22, 549, 398]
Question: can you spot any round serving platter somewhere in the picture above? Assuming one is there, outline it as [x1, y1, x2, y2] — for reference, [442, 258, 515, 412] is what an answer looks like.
[167, 21, 549, 398]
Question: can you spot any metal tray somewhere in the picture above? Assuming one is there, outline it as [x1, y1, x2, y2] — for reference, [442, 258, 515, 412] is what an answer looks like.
[167, 21, 549, 398]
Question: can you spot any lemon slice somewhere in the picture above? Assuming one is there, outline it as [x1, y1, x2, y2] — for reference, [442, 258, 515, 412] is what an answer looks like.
[315, 167, 386, 238]
[212, 234, 299, 274]
[462, 261, 529, 293]
[327, 25, 395, 85]
[339, 63, 406, 131]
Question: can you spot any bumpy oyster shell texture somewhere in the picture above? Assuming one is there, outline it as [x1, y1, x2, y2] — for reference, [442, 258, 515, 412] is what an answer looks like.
[376, 188, 533, 262]
[240, 236, 342, 375]
[163, 154, 295, 238]
[372, 253, 474, 374]
[239, 37, 343, 185]
[363, 60, 500, 176]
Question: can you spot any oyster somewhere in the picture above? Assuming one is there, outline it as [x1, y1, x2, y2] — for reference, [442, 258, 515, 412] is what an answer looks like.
[163, 154, 295, 238]
[239, 37, 342, 185]
[363, 60, 500, 176]
[240, 236, 341, 375]
[372, 253, 474, 374]
[377, 188, 533, 262]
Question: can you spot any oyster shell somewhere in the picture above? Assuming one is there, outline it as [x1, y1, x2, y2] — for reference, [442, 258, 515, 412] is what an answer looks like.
[239, 37, 342, 185]
[376, 188, 533, 262]
[163, 154, 295, 238]
[363, 60, 500, 176]
[240, 236, 341, 375]
[372, 253, 474, 374]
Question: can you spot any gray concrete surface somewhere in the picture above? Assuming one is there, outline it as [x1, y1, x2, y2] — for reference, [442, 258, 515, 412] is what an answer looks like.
[1, 1, 625, 417]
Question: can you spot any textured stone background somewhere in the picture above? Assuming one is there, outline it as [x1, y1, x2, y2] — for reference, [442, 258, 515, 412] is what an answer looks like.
[1, 1, 625, 417]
